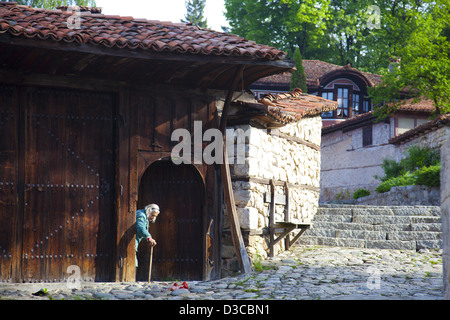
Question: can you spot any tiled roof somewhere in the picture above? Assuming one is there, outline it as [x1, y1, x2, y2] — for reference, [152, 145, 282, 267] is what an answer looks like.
[304, 60, 383, 87]
[250, 71, 292, 89]
[391, 97, 435, 113]
[239, 88, 338, 124]
[251, 60, 383, 89]
[303, 60, 342, 86]
[0, 2, 286, 60]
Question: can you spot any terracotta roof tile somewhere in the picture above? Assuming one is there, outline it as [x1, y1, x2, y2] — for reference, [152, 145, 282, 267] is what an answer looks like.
[252, 60, 383, 88]
[393, 97, 435, 113]
[303, 60, 383, 86]
[240, 88, 338, 124]
[0, 2, 286, 60]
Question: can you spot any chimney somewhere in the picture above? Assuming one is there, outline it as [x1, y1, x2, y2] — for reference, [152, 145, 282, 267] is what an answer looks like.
[57, 6, 102, 14]
[389, 57, 401, 73]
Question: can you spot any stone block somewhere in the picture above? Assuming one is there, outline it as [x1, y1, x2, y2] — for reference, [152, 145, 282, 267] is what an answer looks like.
[352, 215, 412, 225]
[365, 240, 416, 250]
[387, 231, 441, 241]
[411, 223, 442, 232]
[233, 189, 251, 206]
[313, 214, 352, 223]
[336, 230, 386, 240]
[351, 208, 394, 216]
[416, 240, 442, 250]
[237, 207, 259, 230]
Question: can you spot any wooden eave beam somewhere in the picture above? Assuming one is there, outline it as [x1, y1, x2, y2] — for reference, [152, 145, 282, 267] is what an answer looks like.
[0, 34, 294, 70]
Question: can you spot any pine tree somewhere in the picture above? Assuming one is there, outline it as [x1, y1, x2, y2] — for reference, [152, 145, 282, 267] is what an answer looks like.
[290, 47, 308, 93]
[181, 0, 208, 28]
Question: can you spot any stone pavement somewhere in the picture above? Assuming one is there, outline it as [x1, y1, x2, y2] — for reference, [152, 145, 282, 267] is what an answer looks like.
[0, 245, 444, 300]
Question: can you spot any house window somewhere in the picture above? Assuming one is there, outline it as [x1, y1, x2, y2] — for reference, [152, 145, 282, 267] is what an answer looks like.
[337, 87, 349, 118]
[320, 79, 373, 120]
[362, 126, 373, 147]
[352, 94, 360, 115]
[321, 91, 334, 118]
[363, 98, 371, 113]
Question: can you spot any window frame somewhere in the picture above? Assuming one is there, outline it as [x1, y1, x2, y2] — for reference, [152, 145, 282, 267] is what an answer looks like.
[352, 93, 360, 115]
[362, 125, 373, 147]
[334, 85, 353, 119]
[321, 91, 334, 118]
[319, 79, 373, 120]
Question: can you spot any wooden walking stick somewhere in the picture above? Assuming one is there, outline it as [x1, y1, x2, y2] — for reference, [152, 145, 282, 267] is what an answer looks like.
[148, 246, 154, 283]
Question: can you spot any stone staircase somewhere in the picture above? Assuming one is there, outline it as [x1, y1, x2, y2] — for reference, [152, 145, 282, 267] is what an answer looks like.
[297, 204, 442, 251]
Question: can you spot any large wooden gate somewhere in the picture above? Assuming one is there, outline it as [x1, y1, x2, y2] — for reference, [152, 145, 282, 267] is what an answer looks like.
[0, 86, 115, 282]
[137, 160, 205, 281]
[0, 86, 19, 282]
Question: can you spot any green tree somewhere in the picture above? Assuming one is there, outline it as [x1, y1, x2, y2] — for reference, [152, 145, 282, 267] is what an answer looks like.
[224, 0, 438, 74]
[3, 0, 96, 9]
[318, 0, 437, 73]
[317, 0, 372, 68]
[181, 0, 208, 28]
[369, 0, 450, 117]
[359, 0, 434, 74]
[224, 0, 331, 57]
[290, 47, 307, 93]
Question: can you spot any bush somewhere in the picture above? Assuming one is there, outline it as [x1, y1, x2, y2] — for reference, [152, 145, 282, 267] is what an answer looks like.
[375, 145, 441, 193]
[415, 165, 440, 187]
[376, 165, 441, 193]
[401, 145, 440, 172]
[353, 189, 371, 199]
[376, 145, 440, 182]
[378, 159, 405, 182]
[375, 171, 417, 193]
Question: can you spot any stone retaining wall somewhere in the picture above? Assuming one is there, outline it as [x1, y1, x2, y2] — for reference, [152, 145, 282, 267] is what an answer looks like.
[354, 185, 440, 206]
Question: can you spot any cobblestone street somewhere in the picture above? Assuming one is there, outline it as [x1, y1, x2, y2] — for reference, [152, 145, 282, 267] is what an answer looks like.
[0, 245, 444, 301]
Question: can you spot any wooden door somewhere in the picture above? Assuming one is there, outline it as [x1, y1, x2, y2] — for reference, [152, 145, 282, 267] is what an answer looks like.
[20, 88, 116, 282]
[137, 160, 205, 281]
[0, 86, 19, 282]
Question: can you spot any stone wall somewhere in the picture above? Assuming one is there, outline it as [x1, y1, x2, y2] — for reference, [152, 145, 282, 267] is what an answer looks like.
[321, 121, 446, 203]
[400, 125, 446, 152]
[320, 121, 396, 202]
[441, 125, 450, 300]
[354, 185, 440, 206]
[222, 116, 322, 271]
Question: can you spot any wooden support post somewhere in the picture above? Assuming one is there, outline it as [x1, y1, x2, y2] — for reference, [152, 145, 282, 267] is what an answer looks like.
[274, 226, 295, 246]
[266, 181, 310, 256]
[272, 223, 310, 252]
[284, 181, 290, 250]
[219, 65, 252, 274]
[269, 179, 275, 257]
[115, 86, 135, 282]
[288, 227, 309, 250]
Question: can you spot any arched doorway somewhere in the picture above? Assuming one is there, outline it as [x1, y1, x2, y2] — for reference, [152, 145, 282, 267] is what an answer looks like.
[136, 159, 205, 281]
